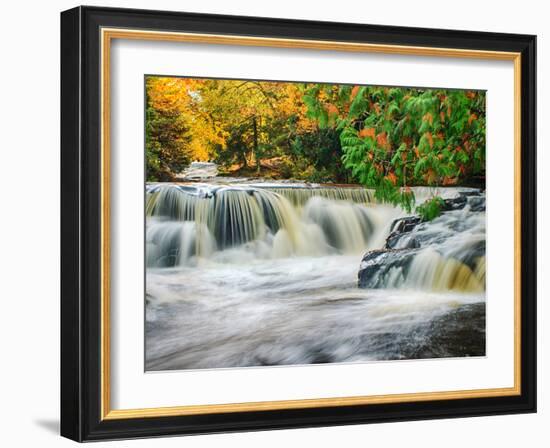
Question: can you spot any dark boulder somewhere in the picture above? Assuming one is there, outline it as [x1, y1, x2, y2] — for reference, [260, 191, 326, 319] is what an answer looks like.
[441, 195, 467, 211]
[389, 215, 422, 234]
[441, 192, 486, 213]
[386, 216, 422, 249]
[358, 249, 417, 288]
[358, 189, 486, 289]
[404, 303, 486, 359]
[467, 195, 486, 212]
[457, 188, 482, 197]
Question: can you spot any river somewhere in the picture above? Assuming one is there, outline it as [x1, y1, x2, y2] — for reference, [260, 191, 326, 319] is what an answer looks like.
[145, 182, 486, 371]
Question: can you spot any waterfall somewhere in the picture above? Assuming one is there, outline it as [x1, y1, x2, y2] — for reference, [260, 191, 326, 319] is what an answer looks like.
[404, 250, 485, 292]
[358, 199, 486, 292]
[265, 186, 374, 207]
[146, 182, 486, 370]
[146, 182, 485, 294]
[303, 197, 373, 254]
[146, 220, 216, 267]
[146, 183, 378, 266]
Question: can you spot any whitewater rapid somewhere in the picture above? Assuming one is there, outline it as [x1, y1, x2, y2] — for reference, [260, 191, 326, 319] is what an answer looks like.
[145, 183, 486, 370]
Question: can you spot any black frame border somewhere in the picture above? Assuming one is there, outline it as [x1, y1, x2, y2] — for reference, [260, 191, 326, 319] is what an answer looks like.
[61, 6, 536, 442]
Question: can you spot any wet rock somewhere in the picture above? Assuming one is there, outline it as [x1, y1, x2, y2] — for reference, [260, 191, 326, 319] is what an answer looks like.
[457, 188, 481, 197]
[453, 239, 485, 271]
[386, 216, 422, 249]
[358, 249, 417, 288]
[467, 195, 486, 212]
[359, 189, 486, 289]
[352, 302, 486, 360]
[384, 190, 486, 250]
[389, 234, 420, 250]
[403, 303, 486, 358]
[441, 195, 467, 211]
[389, 216, 422, 234]
[443, 190, 486, 212]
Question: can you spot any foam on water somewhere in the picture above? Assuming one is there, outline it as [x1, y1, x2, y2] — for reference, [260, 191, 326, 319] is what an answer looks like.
[145, 182, 486, 370]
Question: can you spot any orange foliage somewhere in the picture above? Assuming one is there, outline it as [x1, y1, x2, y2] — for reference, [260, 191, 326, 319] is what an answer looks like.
[425, 132, 434, 149]
[359, 127, 376, 139]
[422, 112, 434, 125]
[442, 176, 458, 186]
[147, 78, 322, 163]
[146, 77, 226, 161]
[325, 103, 339, 116]
[376, 132, 390, 150]
[386, 171, 397, 185]
[424, 168, 437, 184]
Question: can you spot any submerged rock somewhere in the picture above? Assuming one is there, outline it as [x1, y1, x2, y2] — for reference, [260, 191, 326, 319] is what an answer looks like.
[404, 303, 486, 358]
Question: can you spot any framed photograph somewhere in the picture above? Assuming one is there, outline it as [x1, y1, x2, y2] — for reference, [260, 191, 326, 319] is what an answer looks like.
[60, 6, 536, 441]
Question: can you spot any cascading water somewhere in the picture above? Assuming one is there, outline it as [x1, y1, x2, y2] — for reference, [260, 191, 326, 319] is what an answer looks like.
[358, 203, 486, 293]
[146, 182, 486, 371]
[146, 184, 380, 264]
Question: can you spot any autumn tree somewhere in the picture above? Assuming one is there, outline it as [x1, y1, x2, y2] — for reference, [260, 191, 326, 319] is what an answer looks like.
[145, 77, 226, 180]
[145, 77, 194, 180]
[201, 80, 285, 172]
[145, 77, 485, 197]
[146, 77, 347, 181]
[303, 85, 486, 212]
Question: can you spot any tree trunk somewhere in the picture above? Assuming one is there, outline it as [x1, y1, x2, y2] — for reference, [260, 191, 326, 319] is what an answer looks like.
[252, 116, 260, 173]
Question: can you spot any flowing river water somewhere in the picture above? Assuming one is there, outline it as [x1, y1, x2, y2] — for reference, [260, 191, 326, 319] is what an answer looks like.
[145, 182, 486, 371]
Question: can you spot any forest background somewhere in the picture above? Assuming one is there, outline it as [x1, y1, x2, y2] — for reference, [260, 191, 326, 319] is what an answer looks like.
[146, 76, 486, 213]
